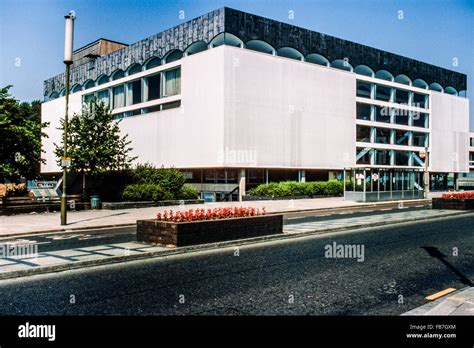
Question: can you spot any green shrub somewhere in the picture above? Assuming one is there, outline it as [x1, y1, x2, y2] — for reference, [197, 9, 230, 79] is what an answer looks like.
[178, 185, 199, 200]
[324, 180, 344, 196]
[133, 163, 185, 198]
[247, 180, 343, 198]
[95, 169, 134, 201]
[122, 183, 165, 202]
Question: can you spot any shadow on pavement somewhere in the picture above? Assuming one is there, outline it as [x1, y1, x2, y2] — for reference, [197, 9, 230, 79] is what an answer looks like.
[67, 212, 130, 225]
[422, 246, 473, 286]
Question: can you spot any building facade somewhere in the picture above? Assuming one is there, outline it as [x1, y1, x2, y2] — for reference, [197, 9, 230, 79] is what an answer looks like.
[41, 7, 470, 201]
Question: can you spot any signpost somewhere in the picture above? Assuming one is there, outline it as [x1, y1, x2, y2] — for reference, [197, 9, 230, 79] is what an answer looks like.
[421, 147, 429, 198]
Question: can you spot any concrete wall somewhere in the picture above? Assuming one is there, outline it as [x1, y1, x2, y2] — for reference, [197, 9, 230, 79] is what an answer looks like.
[223, 46, 356, 169]
[430, 91, 470, 173]
[118, 48, 225, 168]
[41, 94, 83, 173]
[41, 47, 227, 173]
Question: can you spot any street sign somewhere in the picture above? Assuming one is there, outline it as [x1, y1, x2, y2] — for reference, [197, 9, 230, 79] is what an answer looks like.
[61, 157, 72, 168]
[372, 173, 379, 181]
[419, 149, 426, 159]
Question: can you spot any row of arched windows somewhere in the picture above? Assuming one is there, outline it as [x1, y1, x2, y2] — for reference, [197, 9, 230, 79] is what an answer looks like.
[50, 32, 466, 99]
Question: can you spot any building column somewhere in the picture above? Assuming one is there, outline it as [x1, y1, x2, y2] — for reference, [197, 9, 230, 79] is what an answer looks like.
[238, 169, 246, 202]
[299, 170, 306, 182]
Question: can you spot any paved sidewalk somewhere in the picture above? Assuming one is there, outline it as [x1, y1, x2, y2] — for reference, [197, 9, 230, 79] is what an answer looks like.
[0, 197, 388, 236]
[283, 209, 463, 234]
[403, 287, 474, 316]
[0, 242, 166, 274]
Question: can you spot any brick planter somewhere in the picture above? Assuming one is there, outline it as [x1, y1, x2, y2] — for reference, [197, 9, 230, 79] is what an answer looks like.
[137, 214, 283, 247]
[432, 198, 474, 210]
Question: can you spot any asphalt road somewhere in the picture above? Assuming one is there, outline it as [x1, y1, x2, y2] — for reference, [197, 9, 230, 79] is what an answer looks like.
[0, 213, 472, 315]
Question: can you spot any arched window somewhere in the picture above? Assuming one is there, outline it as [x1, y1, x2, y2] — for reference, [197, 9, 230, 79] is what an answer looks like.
[49, 91, 59, 99]
[144, 57, 161, 70]
[127, 64, 142, 76]
[209, 32, 243, 48]
[71, 84, 82, 93]
[245, 40, 275, 55]
[111, 69, 125, 80]
[429, 83, 444, 92]
[59, 88, 66, 96]
[459, 90, 467, 98]
[163, 50, 183, 64]
[331, 59, 353, 72]
[277, 47, 303, 61]
[395, 74, 411, 86]
[354, 65, 375, 77]
[413, 79, 428, 90]
[97, 75, 109, 85]
[305, 53, 330, 66]
[84, 79, 95, 90]
[184, 41, 208, 56]
[375, 70, 394, 81]
[444, 86, 458, 96]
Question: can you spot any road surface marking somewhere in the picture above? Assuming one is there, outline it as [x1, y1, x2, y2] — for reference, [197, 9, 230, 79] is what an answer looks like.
[425, 288, 456, 301]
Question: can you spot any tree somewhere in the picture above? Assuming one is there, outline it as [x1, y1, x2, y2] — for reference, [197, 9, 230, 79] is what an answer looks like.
[54, 99, 136, 194]
[0, 85, 48, 182]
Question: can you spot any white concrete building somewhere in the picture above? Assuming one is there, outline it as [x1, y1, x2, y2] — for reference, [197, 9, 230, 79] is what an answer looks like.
[41, 8, 470, 201]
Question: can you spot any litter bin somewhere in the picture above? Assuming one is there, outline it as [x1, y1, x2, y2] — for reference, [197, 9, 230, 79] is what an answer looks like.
[90, 195, 101, 209]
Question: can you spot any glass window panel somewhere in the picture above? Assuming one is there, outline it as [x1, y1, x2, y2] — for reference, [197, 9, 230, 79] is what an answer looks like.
[375, 128, 390, 144]
[412, 112, 428, 128]
[356, 125, 371, 143]
[162, 101, 181, 110]
[394, 108, 409, 125]
[356, 81, 372, 99]
[413, 93, 427, 109]
[83, 93, 95, 105]
[395, 89, 409, 104]
[375, 106, 391, 123]
[248, 169, 265, 183]
[375, 149, 390, 165]
[216, 170, 226, 183]
[164, 68, 181, 97]
[203, 170, 216, 183]
[128, 79, 142, 105]
[113, 85, 125, 109]
[147, 74, 160, 101]
[97, 89, 109, 107]
[356, 103, 372, 121]
[356, 148, 371, 165]
[413, 132, 428, 147]
[226, 170, 238, 184]
[395, 130, 410, 146]
[375, 85, 391, 102]
[395, 151, 409, 166]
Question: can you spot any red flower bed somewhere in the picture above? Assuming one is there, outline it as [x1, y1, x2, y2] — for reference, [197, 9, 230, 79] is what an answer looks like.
[441, 191, 474, 200]
[156, 207, 266, 222]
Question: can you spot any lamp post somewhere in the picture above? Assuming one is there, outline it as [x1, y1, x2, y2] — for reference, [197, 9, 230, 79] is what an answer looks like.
[422, 146, 430, 199]
[60, 11, 75, 226]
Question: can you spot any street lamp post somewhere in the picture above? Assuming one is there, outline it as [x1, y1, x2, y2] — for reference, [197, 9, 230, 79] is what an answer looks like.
[424, 146, 430, 199]
[60, 11, 75, 226]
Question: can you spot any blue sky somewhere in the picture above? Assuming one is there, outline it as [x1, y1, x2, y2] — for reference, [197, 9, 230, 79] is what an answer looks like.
[1, 0, 473, 126]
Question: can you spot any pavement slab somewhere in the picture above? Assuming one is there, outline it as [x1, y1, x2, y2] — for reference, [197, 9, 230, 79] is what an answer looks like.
[403, 287, 474, 316]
